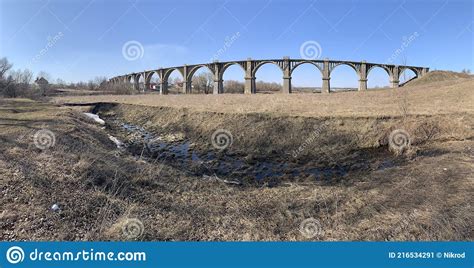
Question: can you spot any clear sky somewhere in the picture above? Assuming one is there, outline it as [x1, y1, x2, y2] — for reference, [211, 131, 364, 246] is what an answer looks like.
[0, 0, 472, 87]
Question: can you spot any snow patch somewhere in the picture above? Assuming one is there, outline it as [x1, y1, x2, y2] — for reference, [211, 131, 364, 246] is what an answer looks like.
[108, 135, 123, 149]
[83, 113, 105, 125]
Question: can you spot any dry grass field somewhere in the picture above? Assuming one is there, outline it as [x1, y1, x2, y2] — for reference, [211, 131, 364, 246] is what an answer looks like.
[1, 71, 473, 241]
[53, 71, 474, 118]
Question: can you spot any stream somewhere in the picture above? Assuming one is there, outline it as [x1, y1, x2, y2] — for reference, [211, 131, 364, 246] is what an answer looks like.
[84, 110, 397, 186]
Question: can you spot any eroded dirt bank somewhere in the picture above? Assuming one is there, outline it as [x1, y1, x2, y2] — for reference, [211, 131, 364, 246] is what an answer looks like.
[95, 103, 472, 187]
[1, 99, 473, 241]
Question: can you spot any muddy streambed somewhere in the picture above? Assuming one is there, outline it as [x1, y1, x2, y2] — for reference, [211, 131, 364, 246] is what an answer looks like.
[83, 104, 402, 186]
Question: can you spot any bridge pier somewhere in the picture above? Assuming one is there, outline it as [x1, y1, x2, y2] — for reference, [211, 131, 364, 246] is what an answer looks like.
[160, 81, 168, 95]
[390, 80, 400, 88]
[322, 59, 331, 93]
[358, 62, 367, 91]
[182, 65, 190, 94]
[390, 66, 400, 88]
[245, 77, 256, 94]
[144, 73, 150, 91]
[322, 78, 330, 93]
[133, 75, 140, 91]
[212, 62, 223, 94]
[213, 79, 223, 94]
[112, 58, 428, 95]
[183, 81, 192, 94]
[140, 72, 146, 92]
[282, 76, 291, 93]
[244, 58, 256, 94]
[359, 79, 367, 91]
[282, 57, 292, 94]
[422, 67, 429, 76]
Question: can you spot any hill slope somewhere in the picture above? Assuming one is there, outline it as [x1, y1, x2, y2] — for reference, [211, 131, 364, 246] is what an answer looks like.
[54, 71, 474, 118]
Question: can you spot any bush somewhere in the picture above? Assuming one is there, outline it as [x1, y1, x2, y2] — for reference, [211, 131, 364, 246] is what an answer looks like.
[100, 81, 136, 95]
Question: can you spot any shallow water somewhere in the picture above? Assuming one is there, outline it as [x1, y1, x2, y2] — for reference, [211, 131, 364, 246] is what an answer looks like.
[112, 121, 356, 184]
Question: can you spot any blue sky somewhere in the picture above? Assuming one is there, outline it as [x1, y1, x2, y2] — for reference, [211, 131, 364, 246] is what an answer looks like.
[0, 0, 472, 87]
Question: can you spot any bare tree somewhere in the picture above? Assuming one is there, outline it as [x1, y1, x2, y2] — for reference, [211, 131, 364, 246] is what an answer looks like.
[93, 76, 109, 90]
[9, 69, 20, 83]
[256, 81, 281, 92]
[38, 81, 50, 96]
[0, 57, 13, 80]
[193, 72, 213, 94]
[87, 80, 95, 90]
[10, 69, 33, 84]
[22, 69, 33, 85]
[168, 76, 183, 92]
[223, 80, 244, 93]
[0, 58, 22, 97]
[172, 76, 182, 84]
[94, 76, 107, 85]
[68, 82, 76, 88]
[37, 71, 52, 82]
[7, 69, 33, 96]
[56, 78, 67, 87]
[101, 81, 135, 94]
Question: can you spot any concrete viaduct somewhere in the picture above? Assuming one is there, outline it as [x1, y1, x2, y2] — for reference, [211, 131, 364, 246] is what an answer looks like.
[108, 58, 429, 94]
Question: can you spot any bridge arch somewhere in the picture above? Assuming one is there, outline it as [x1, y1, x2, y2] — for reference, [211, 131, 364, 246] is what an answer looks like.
[163, 68, 184, 83]
[164, 68, 184, 94]
[253, 61, 284, 93]
[188, 65, 214, 94]
[399, 67, 418, 84]
[188, 65, 214, 81]
[367, 65, 392, 79]
[133, 73, 145, 91]
[329, 63, 360, 92]
[219, 62, 246, 81]
[399, 67, 420, 77]
[145, 71, 160, 84]
[109, 58, 428, 94]
[330, 62, 360, 77]
[252, 61, 284, 77]
[367, 65, 392, 89]
[145, 71, 161, 91]
[221, 63, 246, 94]
[134, 73, 142, 82]
[291, 62, 323, 93]
[290, 61, 324, 77]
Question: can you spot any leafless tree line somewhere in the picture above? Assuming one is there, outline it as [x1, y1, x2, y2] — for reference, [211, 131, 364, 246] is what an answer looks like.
[142, 72, 281, 94]
[0, 57, 33, 98]
[0, 57, 56, 98]
[169, 72, 281, 94]
[0, 56, 290, 98]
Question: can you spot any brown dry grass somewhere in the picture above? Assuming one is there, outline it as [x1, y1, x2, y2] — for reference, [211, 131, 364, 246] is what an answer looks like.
[1, 72, 473, 241]
[53, 73, 474, 118]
